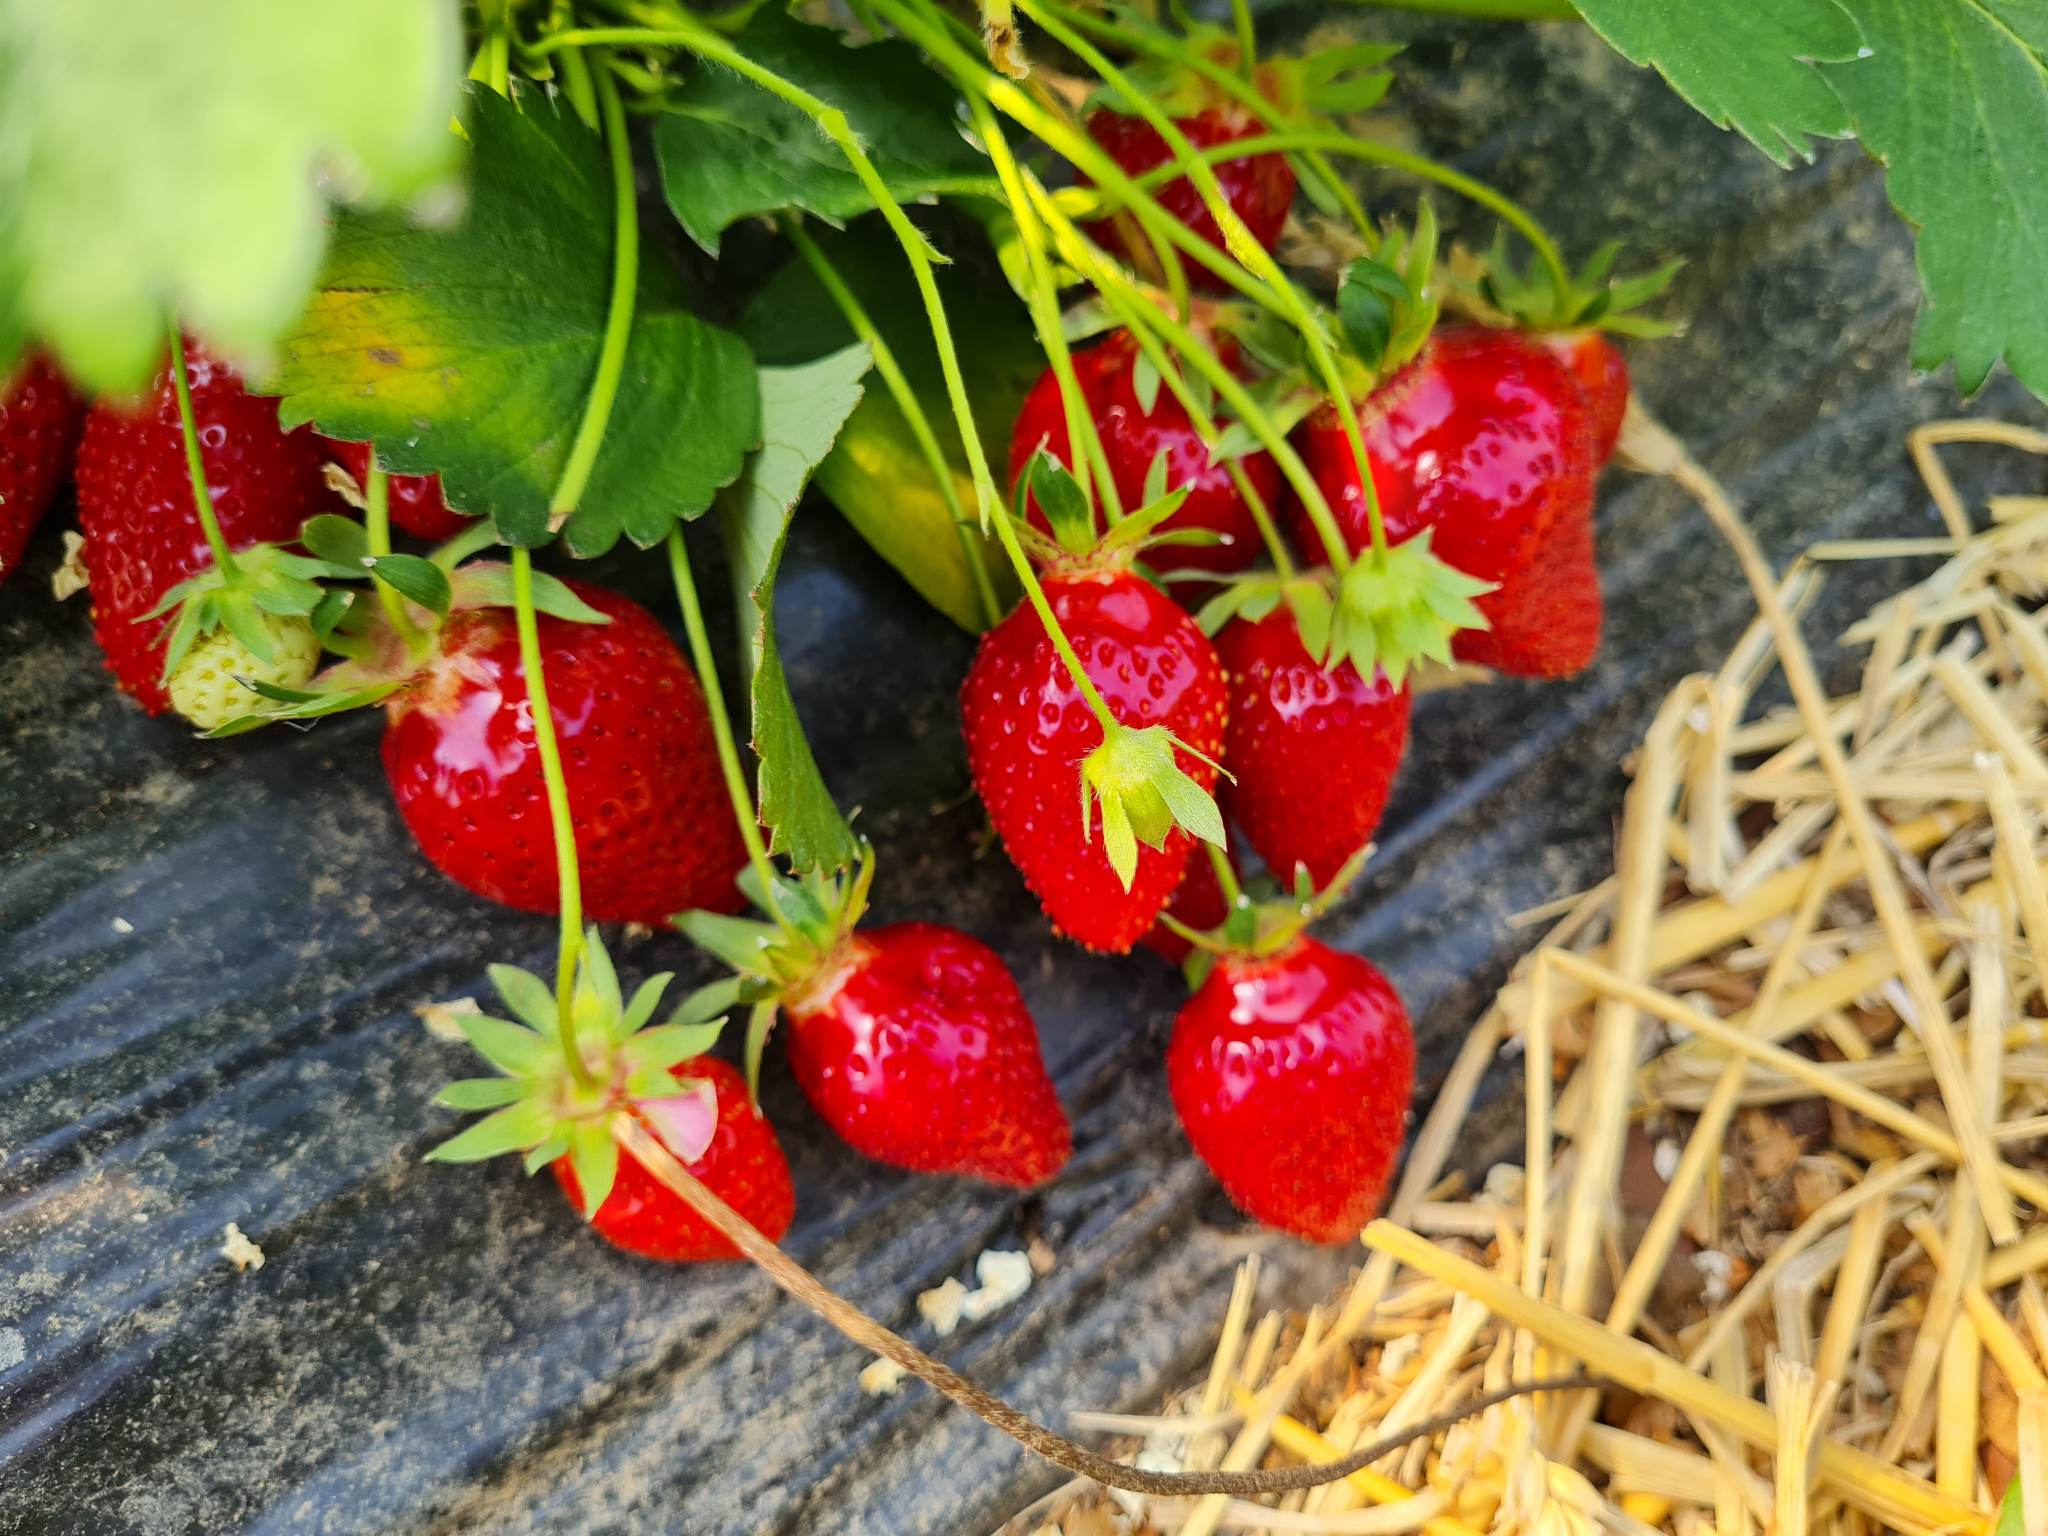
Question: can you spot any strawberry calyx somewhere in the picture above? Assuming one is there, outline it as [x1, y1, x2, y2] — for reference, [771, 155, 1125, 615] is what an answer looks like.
[1195, 538, 1490, 688]
[1157, 842, 1374, 987]
[1457, 229, 1683, 340]
[1088, 24, 1400, 123]
[143, 540, 347, 689]
[1329, 202, 1440, 380]
[206, 540, 609, 736]
[1080, 718, 1227, 890]
[426, 928, 737, 1219]
[1017, 448, 1218, 570]
[671, 841, 880, 1098]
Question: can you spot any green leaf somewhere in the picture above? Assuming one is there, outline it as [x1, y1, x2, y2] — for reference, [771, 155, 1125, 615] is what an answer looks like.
[273, 82, 761, 556]
[717, 347, 869, 875]
[425, 1098, 556, 1163]
[1568, 0, 1861, 166]
[365, 554, 451, 619]
[739, 216, 1027, 633]
[0, 0, 462, 393]
[1822, 0, 2048, 398]
[653, 8, 992, 256]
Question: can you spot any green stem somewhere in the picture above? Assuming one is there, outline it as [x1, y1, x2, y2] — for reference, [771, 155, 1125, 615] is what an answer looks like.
[665, 529, 800, 940]
[1132, 126, 1572, 298]
[1228, 0, 1256, 82]
[1206, 839, 1242, 906]
[363, 466, 426, 653]
[966, 95, 1122, 529]
[548, 55, 637, 528]
[988, 504, 1118, 734]
[1015, 0, 1393, 563]
[556, 41, 602, 127]
[1027, 178, 1347, 575]
[165, 326, 237, 579]
[780, 218, 1002, 630]
[511, 545, 595, 1089]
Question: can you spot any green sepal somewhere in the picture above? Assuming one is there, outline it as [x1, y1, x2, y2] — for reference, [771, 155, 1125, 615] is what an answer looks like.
[744, 997, 780, 1104]
[487, 964, 559, 1036]
[1026, 451, 1096, 556]
[523, 1134, 572, 1176]
[457, 1013, 552, 1078]
[364, 553, 451, 620]
[446, 562, 610, 623]
[1332, 529, 1492, 687]
[435, 1076, 531, 1111]
[1080, 723, 1227, 890]
[674, 909, 784, 980]
[205, 678, 404, 736]
[1290, 42, 1400, 115]
[566, 1119, 621, 1219]
[1095, 483, 1194, 562]
[573, 925, 623, 1030]
[425, 1099, 557, 1163]
[1337, 257, 1413, 374]
[617, 972, 677, 1042]
[308, 588, 353, 641]
[302, 514, 370, 566]
[667, 975, 754, 1030]
[1210, 374, 1322, 464]
[621, 1021, 727, 1073]
[1474, 227, 1684, 339]
[1131, 352, 1163, 417]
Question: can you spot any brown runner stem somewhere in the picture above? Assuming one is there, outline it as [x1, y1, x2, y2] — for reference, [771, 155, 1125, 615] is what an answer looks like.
[612, 1117, 1594, 1498]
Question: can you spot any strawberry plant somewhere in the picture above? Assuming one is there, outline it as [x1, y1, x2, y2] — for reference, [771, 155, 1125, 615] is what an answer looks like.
[3, 0, 2040, 1511]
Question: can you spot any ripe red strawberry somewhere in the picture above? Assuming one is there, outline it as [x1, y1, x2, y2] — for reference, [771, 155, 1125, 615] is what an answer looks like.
[783, 922, 1070, 1186]
[382, 580, 747, 924]
[1142, 843, 1234, 964]
[0, 352, 85, 588]
[1217, 608, 1411, 888]
[962, 568, 1227, 952]
[553, 1057, 795, 1262]
[322, 437, 475, 541]
[1168, 935, 1413, 1243]
[1540, 330, 1628, 464]
[1294, 324, 1599, 678]
[72, 341, 340, 712]
[1082, 105, 1295, 279]
[1008, 330, 1278, 578]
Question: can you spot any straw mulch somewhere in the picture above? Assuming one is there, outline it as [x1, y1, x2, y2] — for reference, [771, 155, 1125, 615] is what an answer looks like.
[1004, 418, 2048, 1536]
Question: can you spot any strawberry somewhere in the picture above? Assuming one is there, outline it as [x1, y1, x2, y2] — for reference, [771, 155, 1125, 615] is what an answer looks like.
[553, 1057, 795, 1262]
[1168, 934, 1412, 1243]
[166, 614, 322, 731]
[1007, 329, 1279, 578]
[962, 565, 1227, 952]
[1540, 330, 1628, 465]
[72, 340, 340, 712]
[1217, 606, 1411, 887]
[1294, 324, 1599, 678]
[1142, 843, 1234, 964]
[782, 922, 1069, 1186]
[382, 580, 748, 925]
[430, 932, 794, 1263]
[0, 351, 85, 588]
[1083, 105, 1294, 279]
[321, 437, 476, 542]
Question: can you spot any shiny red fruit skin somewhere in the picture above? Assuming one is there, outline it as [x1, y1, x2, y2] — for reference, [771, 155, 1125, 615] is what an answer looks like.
[786, 922, 1071, 1187]
[553, 1057, 794, 1262]
[1142, 842, 1233, 963]
[323, 438, 474, 541]
[1294, 325, 1599, 678]
[961, 569, 1228, 954]
[1168, 936, 1413, 1244]
[73, 342, 341, 712]
[1218, 609, 1411, 888]
[1541, 330, 1628, 464]
[381, 581, 747, 924]
[1008, 331, 1278, 577]
[1082, 107, 1295, 281]
[0, 353, 85, 587]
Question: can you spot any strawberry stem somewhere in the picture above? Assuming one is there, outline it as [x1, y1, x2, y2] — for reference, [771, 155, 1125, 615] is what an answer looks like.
[362, 465, 426, 655]
[164, 326, 238, 581]
[509, 545, 596, 1090]
[664, 528, 802, 941]
[779, 216, 1003, 630]
[1205, 839, 1243, 907]
[546, 52, 636, 530]
[1229, 0, 1257, 83]
[1018, 0, 1396, 564]
[967, 95, 1124, 530]
[988, 502, 1120, 736]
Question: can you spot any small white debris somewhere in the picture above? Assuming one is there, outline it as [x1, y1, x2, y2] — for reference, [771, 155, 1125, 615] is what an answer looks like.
[917, 1276, 969, 1337]
[221, 1223, 265, 1273]
[417, 996, 481, 1042]
[110, 916, 134, 935]
[1694, 1248, 1735, 1305]
[960, 1249, 1033, 1323]
[1653, 1139, 1682, 1182]
[1109, 1447, 1183, 1517]
[1483, 1163, 1525, 1204]
[50, 532, 88, 601]
[1377, 1331, 1423, 1382]
[0, 1328, 25, 1370]
[859, 1357, 907, 1396]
